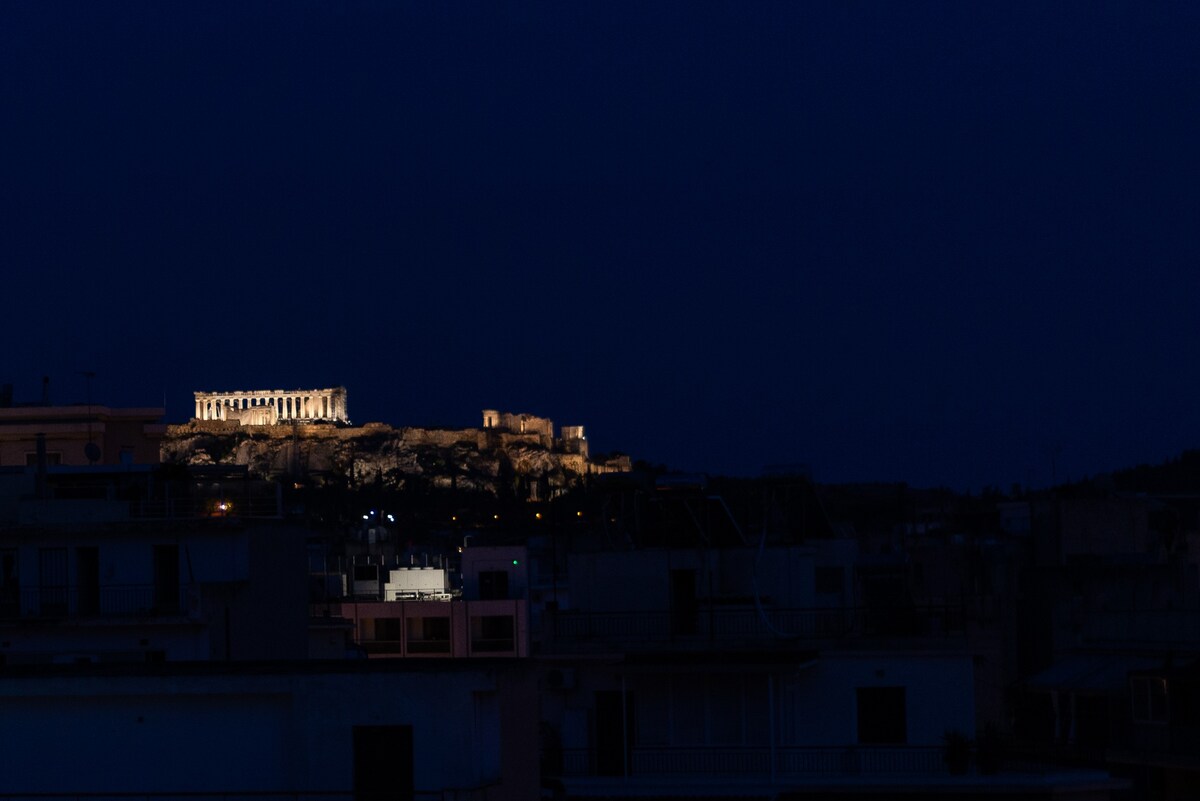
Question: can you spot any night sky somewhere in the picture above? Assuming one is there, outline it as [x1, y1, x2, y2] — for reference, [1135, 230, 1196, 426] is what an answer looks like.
[4, 2, 1200, 490]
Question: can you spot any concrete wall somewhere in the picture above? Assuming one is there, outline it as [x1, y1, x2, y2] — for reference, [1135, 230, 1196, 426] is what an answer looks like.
[462, 546, 529, 601]
[546, 651, 974, 757]
[0, 406, 164, 466]
[0, 521, 308, 663]
[0, 664, 539, 800]
[779, 653, 975, 746]
[567, 546, 844, 613]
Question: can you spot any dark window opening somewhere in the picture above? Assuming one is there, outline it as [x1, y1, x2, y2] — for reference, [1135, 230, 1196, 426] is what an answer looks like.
[857, 686, 907, 744]
[77, 547, 99, 616]
[472, 614, 515, 652]
[1132, 676, 1168, 724]
[0, 549, 18, 618]
[153, 544, 180, 615]
[374, 617, 401, 642]
[815, 566, 844, 595]
[37, 547, 68, 617]
[353, 725, 413, 801]
[406, 616, 451, 653]
[479, 570, 509, 600]
[670, 569, 697, 635]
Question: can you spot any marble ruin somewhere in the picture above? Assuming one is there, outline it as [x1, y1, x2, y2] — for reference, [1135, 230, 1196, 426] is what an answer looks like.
[482, 409, 588, 458]
[194, 387, 348, 425]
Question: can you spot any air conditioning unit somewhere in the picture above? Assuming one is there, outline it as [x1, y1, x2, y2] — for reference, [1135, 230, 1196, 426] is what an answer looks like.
[545, 668, 576, 690]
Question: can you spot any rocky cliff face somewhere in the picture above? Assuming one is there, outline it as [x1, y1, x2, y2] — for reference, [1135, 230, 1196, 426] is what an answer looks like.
[161, 420, 628, 496]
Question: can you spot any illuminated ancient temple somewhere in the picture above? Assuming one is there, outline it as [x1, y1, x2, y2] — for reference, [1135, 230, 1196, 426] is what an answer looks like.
[193, 387, 348, 424]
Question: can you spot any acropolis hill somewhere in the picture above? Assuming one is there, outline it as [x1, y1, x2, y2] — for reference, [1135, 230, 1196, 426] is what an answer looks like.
[163, 389, 630, 497]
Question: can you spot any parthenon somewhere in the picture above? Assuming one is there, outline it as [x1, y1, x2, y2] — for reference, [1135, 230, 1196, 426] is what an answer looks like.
[193, 387, 348, 424]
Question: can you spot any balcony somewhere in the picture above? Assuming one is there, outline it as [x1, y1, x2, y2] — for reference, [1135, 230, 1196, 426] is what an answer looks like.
[557, 745, 945, 778]
[1078, 608, 1200, 647]
[0, 584, 200, 621]
[544, 604, 965, 651]
[313, 599, 528, 658]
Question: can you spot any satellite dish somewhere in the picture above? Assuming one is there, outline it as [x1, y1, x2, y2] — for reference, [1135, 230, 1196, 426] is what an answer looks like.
[84, 442, 101, 464]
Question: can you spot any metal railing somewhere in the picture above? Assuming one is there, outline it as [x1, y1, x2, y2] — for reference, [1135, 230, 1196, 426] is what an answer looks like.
[469, 637, 517, 653]
[0, 789, 493, 801]
[1080, 608, 1200, 646]
[557, 745, 946, 778]
[0, 793, 351, 801]
[0, 585, 199, 621]
[547, 604, 965, 644]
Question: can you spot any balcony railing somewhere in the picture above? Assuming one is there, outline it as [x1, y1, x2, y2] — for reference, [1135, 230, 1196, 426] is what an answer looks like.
[0, 585, 199, 621]
[1079, 608, 1200, 646]
[546, 604, 965, 646]
[557, 745, 946, 778]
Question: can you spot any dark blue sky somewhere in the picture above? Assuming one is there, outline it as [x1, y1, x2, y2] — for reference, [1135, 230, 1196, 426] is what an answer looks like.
[3, 2, 1200, 489]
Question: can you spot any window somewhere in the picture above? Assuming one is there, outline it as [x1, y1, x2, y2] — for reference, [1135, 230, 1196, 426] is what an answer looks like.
[25, 452, 61, 466]
[37, 547, 68, 616]
[0, 549, 18, 617]
[857, 687, 907, 744]
[406, 616, 450, 653]
[471, 615, 515, 652]
[1131, 676, 1168, 724]
[479, 570, 509, 600]
[373, 617, 401, 642]
[815, 566, 844, 595]
[153, 544, 180, 615]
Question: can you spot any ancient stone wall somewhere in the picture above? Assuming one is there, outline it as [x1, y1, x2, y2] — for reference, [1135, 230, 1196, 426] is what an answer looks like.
[481, 410, 554, 438]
